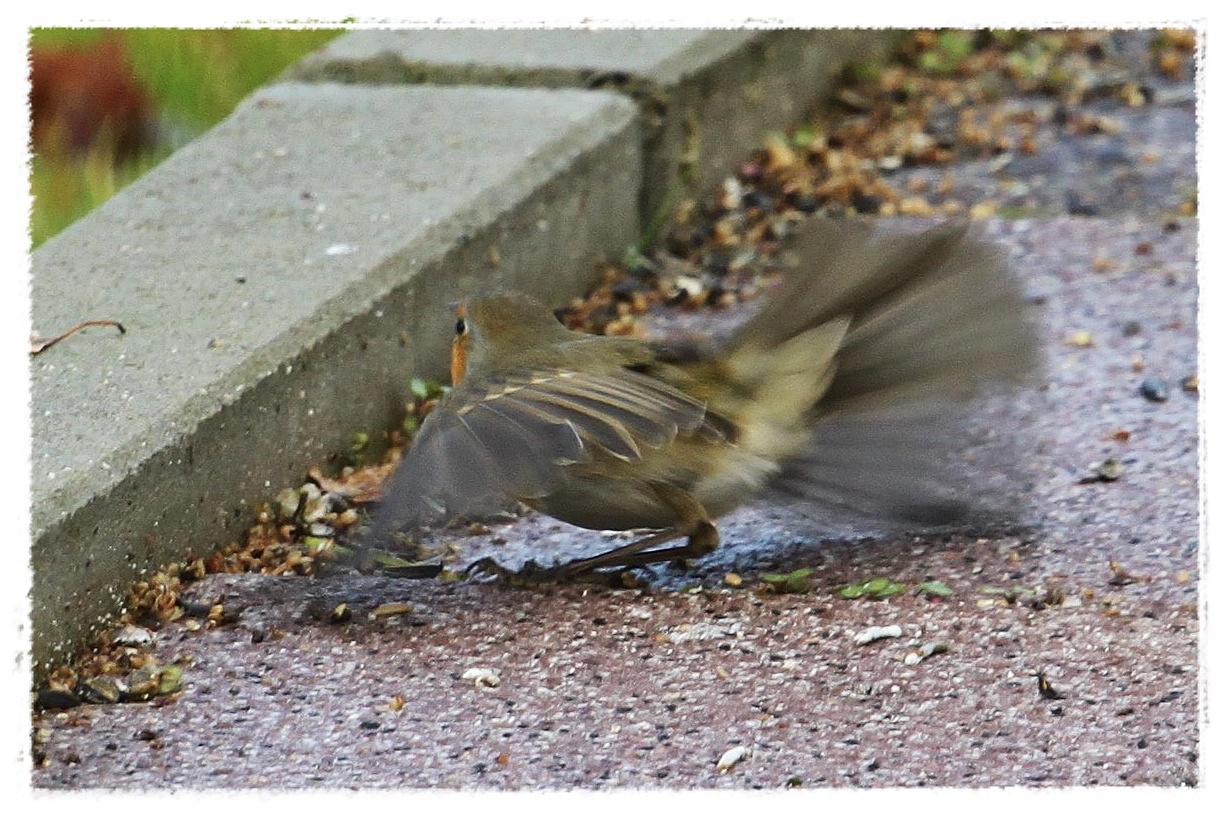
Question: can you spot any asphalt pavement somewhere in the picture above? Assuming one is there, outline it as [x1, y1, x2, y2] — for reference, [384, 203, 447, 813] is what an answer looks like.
[29, 29, 1204, 793]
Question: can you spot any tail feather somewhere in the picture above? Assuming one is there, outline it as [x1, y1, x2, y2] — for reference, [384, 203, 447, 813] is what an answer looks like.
[735, 217, 1039, 524]
[823, 224, 1038, 414]
[729, 219, 971, 352]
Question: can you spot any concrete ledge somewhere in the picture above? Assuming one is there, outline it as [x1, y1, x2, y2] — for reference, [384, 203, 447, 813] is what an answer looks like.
[30, 82, 640, 673]
[287, 29, 897, 230]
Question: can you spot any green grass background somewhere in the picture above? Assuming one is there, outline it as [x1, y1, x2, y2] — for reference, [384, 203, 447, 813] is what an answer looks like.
[29, 28, 342, 248]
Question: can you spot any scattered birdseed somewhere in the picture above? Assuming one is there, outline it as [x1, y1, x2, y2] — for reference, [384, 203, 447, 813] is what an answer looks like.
[854, 625, 904, 645]
[111, 624, 155, 647]
[76, 676, 123, 705]
[716, 744, 752, 772]
[1036, 671, 1067, 701]
[904, 642, 949, 665]
[1094, 458, 1125, 481]
[461, 667, 501, 689]
[369, 602, 414, 619]
[1140, 377, 1169, 402]
[1109, 560, 1152, 586]
[1064, 330, 1094, 347]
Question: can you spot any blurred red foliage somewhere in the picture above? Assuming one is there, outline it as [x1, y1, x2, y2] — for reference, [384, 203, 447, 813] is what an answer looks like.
[30, 35, 157, 163]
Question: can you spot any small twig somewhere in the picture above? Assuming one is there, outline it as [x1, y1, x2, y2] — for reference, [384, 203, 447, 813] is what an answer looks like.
[30, 319, 126, 356]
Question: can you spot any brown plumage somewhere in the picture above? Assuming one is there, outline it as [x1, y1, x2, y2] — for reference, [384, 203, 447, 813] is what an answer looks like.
[365, 218, 1039, 578]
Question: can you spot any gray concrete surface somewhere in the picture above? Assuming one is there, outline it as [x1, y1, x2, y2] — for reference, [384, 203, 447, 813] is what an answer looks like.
[287, 29, 895, 229]
[30, 82, 641, 675]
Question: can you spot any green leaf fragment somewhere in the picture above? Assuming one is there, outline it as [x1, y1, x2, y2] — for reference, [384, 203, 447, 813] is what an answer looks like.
[849, 60, 883, 83]
[623, 244, 645, 272]
[156, 665, 184, 695]
[368, 552, 422, 569]
[762, 568, 813, 594]
[918, 580, 954, 598]
[978, 584, 1043, 604]
[303, 536, 334, 552]
[409, 377, 446, 402]
[937, 29, 973, 60]
[837, 577, 906, 599]
[409, 377, 431, 400]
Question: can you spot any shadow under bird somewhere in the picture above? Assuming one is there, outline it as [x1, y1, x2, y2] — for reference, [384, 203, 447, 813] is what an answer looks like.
[364, 218, 1039, 580]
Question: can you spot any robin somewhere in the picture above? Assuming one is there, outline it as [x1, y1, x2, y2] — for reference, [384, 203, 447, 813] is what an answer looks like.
[364, 218, 1038, 580]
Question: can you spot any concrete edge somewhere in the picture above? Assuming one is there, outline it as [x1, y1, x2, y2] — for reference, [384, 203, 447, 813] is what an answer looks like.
[286, 29, 900, 231]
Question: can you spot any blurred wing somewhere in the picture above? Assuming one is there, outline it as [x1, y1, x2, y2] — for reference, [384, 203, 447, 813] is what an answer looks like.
[363, 367, 727, 546]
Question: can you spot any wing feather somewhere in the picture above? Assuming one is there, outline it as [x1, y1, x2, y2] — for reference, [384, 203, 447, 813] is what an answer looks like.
[363, 366, 728, 546]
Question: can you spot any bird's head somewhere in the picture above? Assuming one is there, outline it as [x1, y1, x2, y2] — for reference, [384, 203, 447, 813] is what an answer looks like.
[449, 292, 572, 385]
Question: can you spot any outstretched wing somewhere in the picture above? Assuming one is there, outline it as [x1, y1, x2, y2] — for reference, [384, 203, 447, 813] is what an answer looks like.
[363, 366, 727, 546]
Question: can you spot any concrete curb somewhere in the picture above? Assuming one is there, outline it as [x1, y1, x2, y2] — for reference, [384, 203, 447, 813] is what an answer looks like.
[30, 29, 897, 675]
[287, 29, 895, 231]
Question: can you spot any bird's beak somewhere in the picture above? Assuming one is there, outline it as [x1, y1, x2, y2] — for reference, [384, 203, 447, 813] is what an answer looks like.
[450, 302, 469, 388]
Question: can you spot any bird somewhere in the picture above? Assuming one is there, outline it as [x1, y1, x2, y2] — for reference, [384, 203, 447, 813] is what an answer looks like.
[363, 217, 1039, 580]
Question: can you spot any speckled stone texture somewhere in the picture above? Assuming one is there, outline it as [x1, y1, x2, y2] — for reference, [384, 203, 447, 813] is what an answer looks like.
[31, 217, 1199, 789]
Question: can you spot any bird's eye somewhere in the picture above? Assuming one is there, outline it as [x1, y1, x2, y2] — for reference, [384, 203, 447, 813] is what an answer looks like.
[455, 316, 468, 336]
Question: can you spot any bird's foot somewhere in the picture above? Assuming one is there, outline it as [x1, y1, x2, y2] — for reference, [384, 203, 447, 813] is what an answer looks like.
[463, 556, 648, 588]
[464, 557, 568, 585]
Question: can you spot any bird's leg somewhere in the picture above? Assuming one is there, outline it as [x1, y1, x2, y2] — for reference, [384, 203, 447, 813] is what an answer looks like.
[465, 484, 719, 583]
[552, 523, 719, 579]
[465, 528, 697, 584]
[550, 483, 719, 579]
